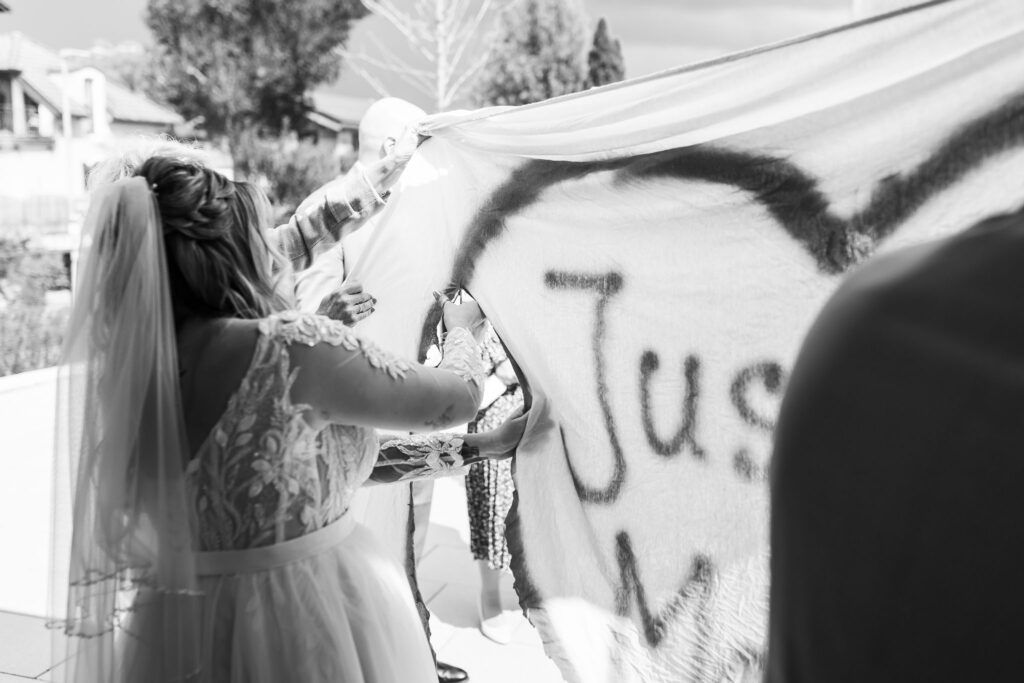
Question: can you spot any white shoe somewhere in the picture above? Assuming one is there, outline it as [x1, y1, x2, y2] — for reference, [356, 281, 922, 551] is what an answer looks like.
[478, 601, 513, 645]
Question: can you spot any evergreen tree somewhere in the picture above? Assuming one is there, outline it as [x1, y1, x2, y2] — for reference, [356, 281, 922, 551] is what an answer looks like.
[584, 17, 624, 89]
[473, 0, 588, 107]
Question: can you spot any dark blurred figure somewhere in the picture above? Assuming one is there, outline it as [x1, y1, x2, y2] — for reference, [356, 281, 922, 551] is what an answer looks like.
[767, 205, 1024, 683]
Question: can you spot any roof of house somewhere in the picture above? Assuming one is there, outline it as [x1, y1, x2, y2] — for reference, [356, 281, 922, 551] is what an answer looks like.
[104, 79, 183, 125]
[0, 32, 88, 116]
[307, 110, 347, 133]
[0, 32, 181, 125]
[309, 91, 374, 127]
[0, 32, 62, 72]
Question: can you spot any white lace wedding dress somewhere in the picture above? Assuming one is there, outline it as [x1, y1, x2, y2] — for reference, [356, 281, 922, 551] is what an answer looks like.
[122, 311, 484, 683]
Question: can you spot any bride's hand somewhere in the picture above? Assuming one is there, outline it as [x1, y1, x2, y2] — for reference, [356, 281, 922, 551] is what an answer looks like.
[467, 400, 554, 460]
[468, 411, 528, 460]
[441, 299, 484, 336]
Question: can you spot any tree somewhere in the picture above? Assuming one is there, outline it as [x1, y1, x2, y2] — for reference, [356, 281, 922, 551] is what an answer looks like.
[341, 0, 514, 111]
[232, 129, 348, 223]
[0, 234, 68, 305]
[472, 0, 588, 107]
[145, 0, 368, 146]
[0, 235, 28, 302]
[584, 17, 624, 89]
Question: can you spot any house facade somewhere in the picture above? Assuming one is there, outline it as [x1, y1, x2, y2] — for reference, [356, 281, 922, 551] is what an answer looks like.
[0, 32, 183, 243]
[307, 91, 373, 164]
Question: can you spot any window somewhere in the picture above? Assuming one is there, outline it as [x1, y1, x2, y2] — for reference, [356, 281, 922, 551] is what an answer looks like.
[82, 77, 95, 134]
[24, 94, 40, 135]
[0, 91, 9, 131]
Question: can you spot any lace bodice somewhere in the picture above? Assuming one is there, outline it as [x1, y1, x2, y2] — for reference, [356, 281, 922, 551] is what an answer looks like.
[184, 313, 376, 551]
[184, 311, 487, 552]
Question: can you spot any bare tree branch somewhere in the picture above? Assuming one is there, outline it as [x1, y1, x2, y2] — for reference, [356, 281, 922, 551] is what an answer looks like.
[343, 59, 393, 99]
[365, 27, 436, 66]
[445, 51, 490, 106]
[448, 0, 500, 75]
[339, 48, 433, 78]
[353, 0, 508, 110]
[364, 0, 440, 55]
[337, 42, 436, 97]
[346, 58, 435, 96]
[362, 0, 418, 38]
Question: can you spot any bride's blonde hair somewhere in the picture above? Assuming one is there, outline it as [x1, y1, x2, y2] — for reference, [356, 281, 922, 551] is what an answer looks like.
[135, 156, 288, 324]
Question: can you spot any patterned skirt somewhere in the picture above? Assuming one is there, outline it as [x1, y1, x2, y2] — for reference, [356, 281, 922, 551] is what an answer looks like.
[465, 385, 524, 571]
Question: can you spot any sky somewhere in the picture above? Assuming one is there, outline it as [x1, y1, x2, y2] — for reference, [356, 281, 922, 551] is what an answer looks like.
[1, 0, 855, 109]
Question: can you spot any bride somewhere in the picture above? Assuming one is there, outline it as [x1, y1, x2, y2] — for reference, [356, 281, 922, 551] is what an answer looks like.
[50, 155, 531, 682]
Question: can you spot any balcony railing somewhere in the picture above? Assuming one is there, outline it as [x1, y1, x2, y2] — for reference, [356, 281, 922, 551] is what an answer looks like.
[0, 106, 55, 150]
[0, 196, 73, 234]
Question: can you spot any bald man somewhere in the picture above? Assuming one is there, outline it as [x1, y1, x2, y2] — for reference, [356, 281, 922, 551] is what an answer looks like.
[294, 97, 428, 318]
[292, 98, 472, 683]
[767, 205, 1024, 682]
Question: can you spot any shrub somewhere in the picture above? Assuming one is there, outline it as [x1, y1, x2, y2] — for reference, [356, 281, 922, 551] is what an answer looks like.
[233, 129, 350, 224]
[0, 236, 72, 376]
[0, 304, 69, 377]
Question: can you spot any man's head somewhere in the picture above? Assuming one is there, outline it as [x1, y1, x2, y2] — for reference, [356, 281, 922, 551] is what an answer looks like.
[357, 97, 427, 167]
[292, 97, 427, 217]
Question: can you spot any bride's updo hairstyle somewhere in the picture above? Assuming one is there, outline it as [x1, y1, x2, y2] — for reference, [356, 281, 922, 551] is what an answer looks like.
[135, 156, 288, 324]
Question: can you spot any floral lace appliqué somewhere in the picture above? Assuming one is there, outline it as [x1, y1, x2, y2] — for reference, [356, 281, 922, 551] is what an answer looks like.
[259, 310, 412, 380]
[185, 315, 379, 551]
[480, 322, 509, 367]
[375, 433, 468, 483]
[440, 327, 486, 386]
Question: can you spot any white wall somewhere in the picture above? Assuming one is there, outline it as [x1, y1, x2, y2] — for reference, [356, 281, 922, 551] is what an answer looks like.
[10, 77, 26, 136]
[54, 67, 109, 136]
[0, 367, 57, 616]
[0, 148, 75, 197]
[36, 104, 55, 138]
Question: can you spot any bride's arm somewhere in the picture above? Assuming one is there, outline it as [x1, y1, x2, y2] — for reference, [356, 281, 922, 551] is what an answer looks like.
[287, 321, 487, 433]
[365, 415, 526, 485]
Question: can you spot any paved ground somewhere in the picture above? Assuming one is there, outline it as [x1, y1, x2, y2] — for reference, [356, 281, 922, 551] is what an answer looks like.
[418, 476, 565, 683]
